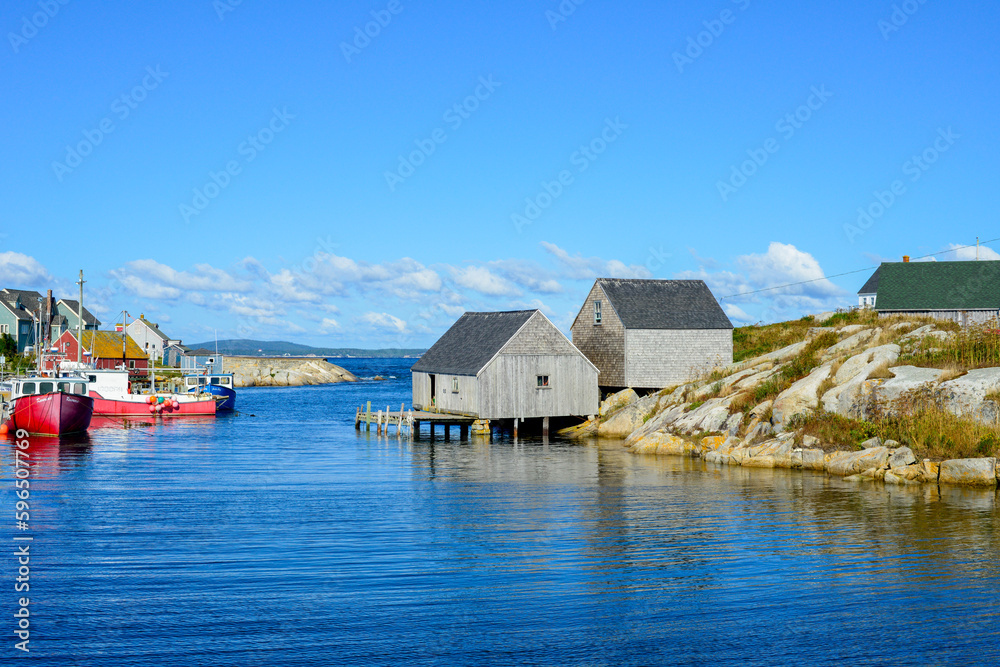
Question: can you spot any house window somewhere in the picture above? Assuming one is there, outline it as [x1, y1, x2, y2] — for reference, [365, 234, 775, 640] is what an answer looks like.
[20, 323, 29, 334]
[129, 360, 136, 369]
[452, 377, 459, 393]
[0, 324, 7, 334]
[594, 300, 602, 325]
[537, 375, 549, 388]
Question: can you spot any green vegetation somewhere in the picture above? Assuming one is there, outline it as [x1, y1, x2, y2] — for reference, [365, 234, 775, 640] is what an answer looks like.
[732, 315, 815, 363]
[0, 334, 16, 361]
[788, 385, 1000, 460]
[897, 323, 1000, 371]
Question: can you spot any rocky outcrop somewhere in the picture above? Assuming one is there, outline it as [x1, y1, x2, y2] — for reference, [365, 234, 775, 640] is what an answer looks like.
[224, 356, 357, 388]
[771, 362, 832, 427]
[938, 458, 997, 487]
[600, 388, 639, 417]
[576, 316, 1000, 488]
[599, 392, 659, 437]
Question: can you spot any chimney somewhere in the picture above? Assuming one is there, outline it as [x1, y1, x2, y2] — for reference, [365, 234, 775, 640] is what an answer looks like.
[903, 255, 910, 263]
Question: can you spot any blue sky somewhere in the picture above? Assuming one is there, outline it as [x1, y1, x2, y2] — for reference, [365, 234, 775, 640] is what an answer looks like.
[2, 0, 998, 348]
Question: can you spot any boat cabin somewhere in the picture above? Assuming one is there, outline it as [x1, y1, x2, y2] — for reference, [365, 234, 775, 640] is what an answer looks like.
[184, 374, 234, 391]
[8, 377, 89, 399]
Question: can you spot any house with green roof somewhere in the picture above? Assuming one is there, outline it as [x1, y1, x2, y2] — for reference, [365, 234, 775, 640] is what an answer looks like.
[862, 260, 1000, 326]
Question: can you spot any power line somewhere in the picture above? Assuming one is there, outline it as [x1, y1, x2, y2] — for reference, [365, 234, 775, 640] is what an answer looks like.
[718, 236, 1000, 301]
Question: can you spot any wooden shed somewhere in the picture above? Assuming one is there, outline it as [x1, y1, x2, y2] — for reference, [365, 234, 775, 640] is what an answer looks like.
[571, 278, 733, 390]
[411, 310, 599, 421]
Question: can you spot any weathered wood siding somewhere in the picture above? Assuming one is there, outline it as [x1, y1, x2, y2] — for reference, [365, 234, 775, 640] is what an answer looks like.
[478, 354, 598, 419]
[412, 370, 479, 415]
[571, 283, 625, 386]
[625, 329, 732, 388]
[878, 310, 1000, 326]
[479, 312, 599, 419]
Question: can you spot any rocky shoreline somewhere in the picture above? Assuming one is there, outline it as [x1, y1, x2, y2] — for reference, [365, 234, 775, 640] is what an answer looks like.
[223, 356, 358, 388]
[563, 319, 1000, 489]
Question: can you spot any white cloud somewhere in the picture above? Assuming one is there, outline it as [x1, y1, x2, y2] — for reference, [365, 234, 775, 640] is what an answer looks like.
[451, 266, 522, 297]
[540, 241, 651, 280]
[361, 311, 409, 334]
[678, 242, 847, 324]
[940, 243, 1000, 262]
[488, 259, 563, 293]
[724, 303, 751, 323]
[0, 252, 52, 287]
[111, 259, 252, 300]
[319, 318, 340, 333]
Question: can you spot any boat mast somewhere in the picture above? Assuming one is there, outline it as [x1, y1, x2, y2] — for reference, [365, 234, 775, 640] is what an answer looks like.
[77, 269, 85, 364]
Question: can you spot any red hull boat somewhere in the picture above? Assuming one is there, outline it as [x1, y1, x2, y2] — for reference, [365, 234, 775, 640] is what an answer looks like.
[10, 390, 93, 436]
[83, 370, 216, 417]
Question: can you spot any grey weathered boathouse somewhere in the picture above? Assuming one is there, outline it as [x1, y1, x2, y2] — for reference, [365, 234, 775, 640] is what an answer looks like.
[571, 278, 733, 390]
[411, 310, 599, 422]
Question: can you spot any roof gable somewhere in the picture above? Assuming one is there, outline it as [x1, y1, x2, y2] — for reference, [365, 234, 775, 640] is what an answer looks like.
[876, 260, 1000, 310]
[593, 279, 732, 329]
[857, 266, 880, 295]
[129, 317, 169, 340]
[58, 299, 101, 326]
[411, 310, 536, 375]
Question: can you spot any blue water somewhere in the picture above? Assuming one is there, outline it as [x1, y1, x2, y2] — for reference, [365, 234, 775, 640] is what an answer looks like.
[2, 358, 1000, 665]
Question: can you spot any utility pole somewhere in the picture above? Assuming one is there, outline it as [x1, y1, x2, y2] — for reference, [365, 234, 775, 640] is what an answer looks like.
[77, 269, 85, 364]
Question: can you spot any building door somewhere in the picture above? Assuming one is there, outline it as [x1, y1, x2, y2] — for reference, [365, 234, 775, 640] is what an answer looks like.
[429, 374, 436, 409]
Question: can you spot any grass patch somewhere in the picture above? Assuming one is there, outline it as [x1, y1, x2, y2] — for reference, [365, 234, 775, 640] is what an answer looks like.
[732, 316, 817, 363]
[685, 400, 705, 412]
[787, 385, 1000, 459]
[818, 309, 881, 328]
[898, 323, 1000, 370]
[867, 362, 896, 379]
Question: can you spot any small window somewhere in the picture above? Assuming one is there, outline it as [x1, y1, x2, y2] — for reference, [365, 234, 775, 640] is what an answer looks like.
[39, 382, 53, 394]
[594, 300, 602, 325]
[129, 360, 136, 369]
[22, 382, 35, 395]
[199, 377, 207, 385]
[452, 377, 459, 393]
[74, 383, 87, 395]
[186, 378, 198, 386]
[57, 382, 71, 393]
[221, 377, 231, 387]
[88, 375, 97, 383]
[537, 375, 549, 387]
[211, 377, 220, 385]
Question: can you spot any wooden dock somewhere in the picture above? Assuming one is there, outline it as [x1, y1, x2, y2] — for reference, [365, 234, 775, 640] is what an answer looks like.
[354, 401, 478, 438]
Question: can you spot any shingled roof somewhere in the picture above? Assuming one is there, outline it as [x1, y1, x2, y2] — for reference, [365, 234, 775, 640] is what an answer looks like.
[857, 266, 880, 295]
[593, 279, 732, 329]
[77, 331, 146, 359]
[58, 299, 101, 327]
[411, 310, 536, 375]
[876, 260, 1000, 311]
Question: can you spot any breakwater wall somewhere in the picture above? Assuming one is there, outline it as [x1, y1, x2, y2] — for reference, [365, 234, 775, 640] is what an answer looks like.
[223, 356, 358, 388]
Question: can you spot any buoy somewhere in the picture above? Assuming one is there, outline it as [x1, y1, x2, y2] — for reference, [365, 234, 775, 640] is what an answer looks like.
[155, 404, 163, 413]
[0, 423, 8, 436]
[148, 396, 156, 405]
[171, 400, 180, 409]
[149, 405, 156, 414]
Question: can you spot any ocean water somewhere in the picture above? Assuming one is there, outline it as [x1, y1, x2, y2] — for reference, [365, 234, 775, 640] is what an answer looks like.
[2, 358, 999, 665]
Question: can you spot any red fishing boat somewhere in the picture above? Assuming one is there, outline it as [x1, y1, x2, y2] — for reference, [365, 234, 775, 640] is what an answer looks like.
[3, 377, 93, 436]
[81, 369, 217, 417]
